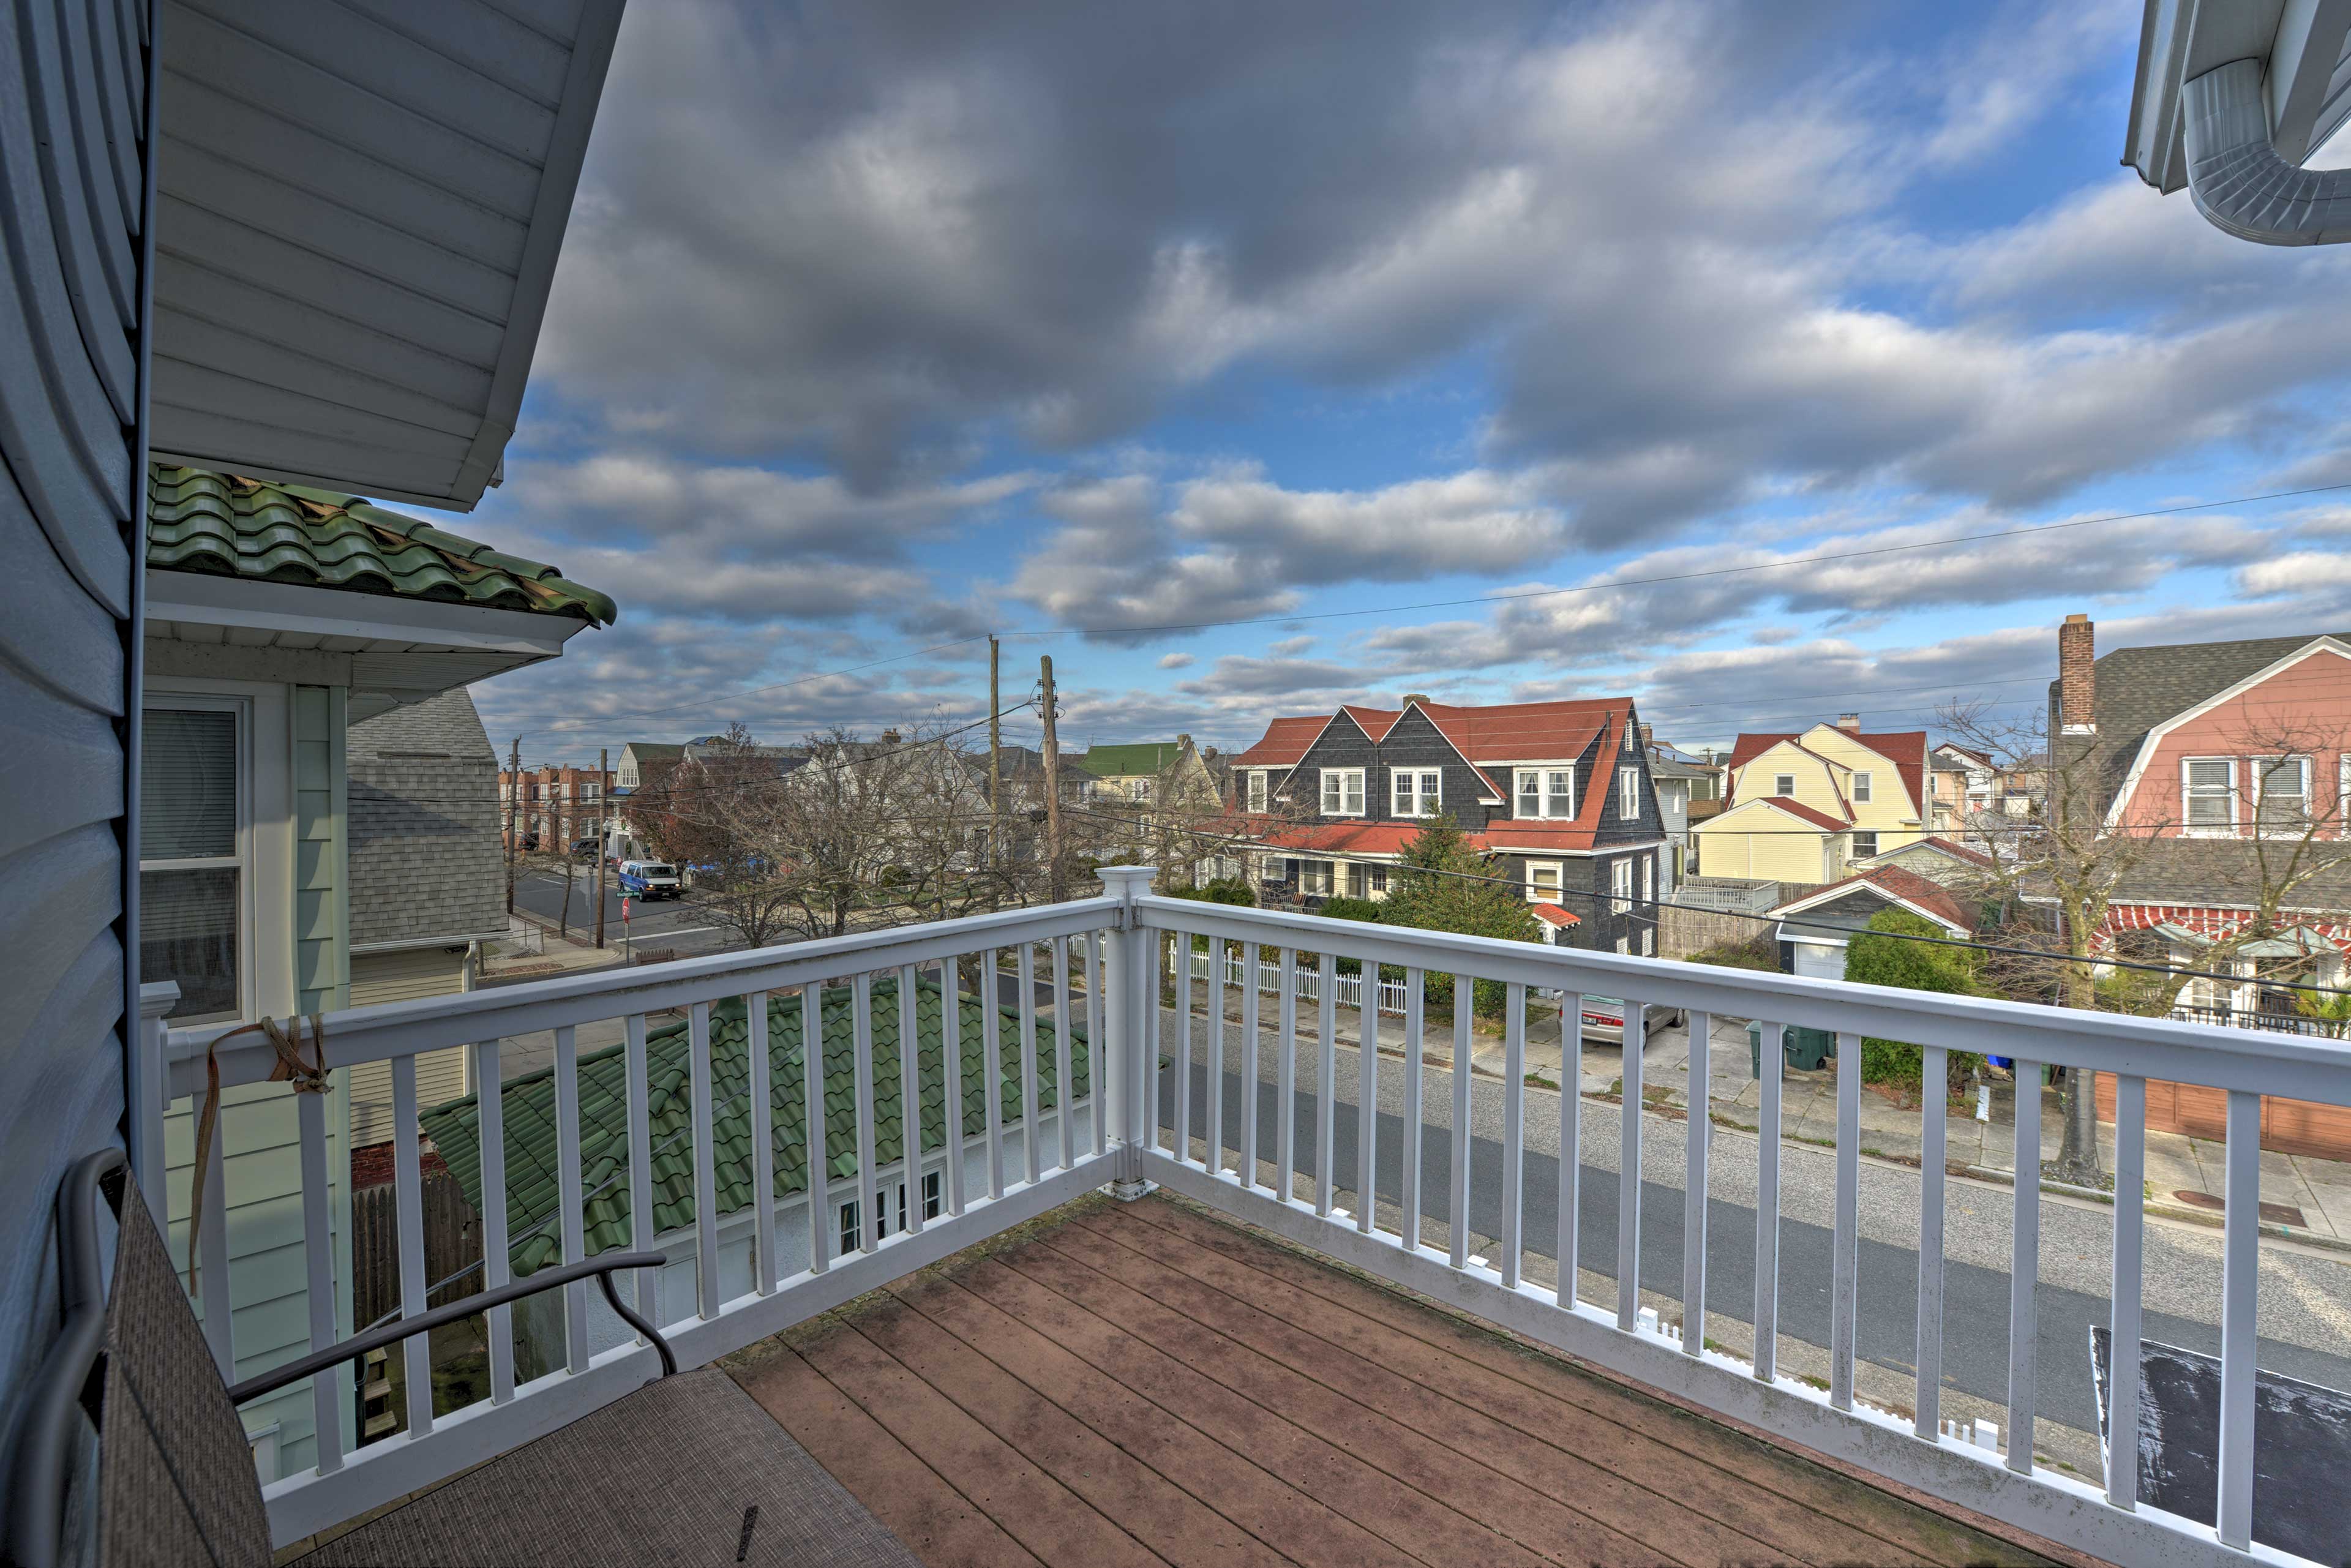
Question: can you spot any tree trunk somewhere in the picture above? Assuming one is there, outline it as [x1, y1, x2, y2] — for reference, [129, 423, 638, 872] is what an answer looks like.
[2050, 951, 2106, 1187]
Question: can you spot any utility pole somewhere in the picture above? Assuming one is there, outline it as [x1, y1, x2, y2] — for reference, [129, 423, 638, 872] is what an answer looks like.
[988, 634, 1003, 874]
[594, 746, 608, 949]
[1040, 655, 1066, 904]
[504, 736, 521, 914]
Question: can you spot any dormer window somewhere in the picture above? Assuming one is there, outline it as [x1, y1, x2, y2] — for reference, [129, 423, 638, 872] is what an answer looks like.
[1392, 769, 1441, 817]
[1320, 768, 1365, 816]
[1515, 767, 1573, 818]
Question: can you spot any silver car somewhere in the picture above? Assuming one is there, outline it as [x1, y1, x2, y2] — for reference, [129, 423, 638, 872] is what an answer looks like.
[1577, 994, 1686, 1045]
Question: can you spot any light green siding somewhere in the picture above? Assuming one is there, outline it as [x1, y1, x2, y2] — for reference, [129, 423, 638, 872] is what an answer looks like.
[293, 685, 349, 1015]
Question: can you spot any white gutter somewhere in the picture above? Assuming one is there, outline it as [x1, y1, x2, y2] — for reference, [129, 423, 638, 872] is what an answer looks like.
[2182, 58, 2351, 244]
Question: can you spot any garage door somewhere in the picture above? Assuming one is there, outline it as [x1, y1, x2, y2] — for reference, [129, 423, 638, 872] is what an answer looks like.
[2097, 1073, 2351, 1161]
[1790, 940, 1845, 981]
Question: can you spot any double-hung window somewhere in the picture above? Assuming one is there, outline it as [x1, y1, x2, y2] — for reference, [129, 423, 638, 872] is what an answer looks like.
[1525, 862, 1562, 903]
[1320, 768, 1365, 816]
[1618, 765, 1640, 818]
[1851, 771, 1872, 804]
[1774, 773, 1796, 797]
[1515, 767, 1573, 818]
[140, 702, 245, 1024]
[1392, 768, 1441, 817]
[1610, 857, 1633, 914]
[2182, 758, 2236, 833]
[1246, 770, 1268, 812]
[2253, 756, 2310, 834]
[1850, 830, 1878, 860]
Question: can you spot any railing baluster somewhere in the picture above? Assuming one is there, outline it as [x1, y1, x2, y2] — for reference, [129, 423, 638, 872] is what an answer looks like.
[1450, 980, 1472, 1271]
[295, 1084, 342, 1471]
[1086, 932, 1106, 1160]
[686, 1007, 720, 1318]
[748, 993, 777, 1296]
[1240, 938, 1261, 1191]
[1915, 1045, 1947, 1436]
[1831, 1030, 1859, 1409]
[1056, 934, 1077, 1174]
[1019, 943, 1042, 1185]
[983, 950, 1005, 1199]
[1316, 950, 1338, 1218]
[2108, 1073, 2145, 1510]
[1559, 990, 1581, 1309]
[557, 1024, 594, 1360]
[198, 1097, 233, 1379]
[899, 966, 923, 1236]
[1402, 968, 1423, 1250]
[1147, 937, 1164, 1157]
[801, 989, 828, 1274]
[1753, 1023, 1780, 1381]
[624, 1015, 656, 1322]
[2217, 1088, 2259, 1546]
[1618, 996, 1644, 1330]
[393, 1056, 433, 1435]
[852, 973, 880, 1253]
[1172, 929, 1193, 1168]
[1682, 1010, 1710, 1356]
[1501, 983, 1525, 1286]
[474, 1037, 516, 1398]
[2006, 1057, 2041, 1471]
[1277, 948, 1297, 1200]
[1358, 956, 1380, 1234]
[945, 959, 967, 1217]
[1208, 932, 1227, 1176]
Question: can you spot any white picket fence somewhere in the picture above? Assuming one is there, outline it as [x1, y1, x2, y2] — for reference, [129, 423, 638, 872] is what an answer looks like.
[1182, 941, 1411, 1016]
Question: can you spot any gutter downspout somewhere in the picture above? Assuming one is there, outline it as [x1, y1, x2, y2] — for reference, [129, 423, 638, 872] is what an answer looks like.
[2182, 58, 2351, 244]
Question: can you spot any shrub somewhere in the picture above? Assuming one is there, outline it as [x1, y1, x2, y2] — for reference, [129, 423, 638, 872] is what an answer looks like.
[1685, 938, 1779, 972]
[1844, 909, 1984, 1092]
[1198, 876, 1257, 907]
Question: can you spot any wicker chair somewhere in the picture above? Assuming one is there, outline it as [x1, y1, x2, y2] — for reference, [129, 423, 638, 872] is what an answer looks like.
[10, 1150, 918, 1567]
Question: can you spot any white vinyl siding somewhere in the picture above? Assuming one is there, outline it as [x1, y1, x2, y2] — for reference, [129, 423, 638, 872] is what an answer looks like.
[1515, 767, 1573, 818]
[347, 948, 471, 1147]
[1392, 768, 1441, 817]
[2183, 758, 2236, 833]
[1320, 768, 1365, 816]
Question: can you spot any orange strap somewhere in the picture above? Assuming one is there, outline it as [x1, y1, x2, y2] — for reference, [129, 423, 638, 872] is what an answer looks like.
[186, 1015, 329, 1296]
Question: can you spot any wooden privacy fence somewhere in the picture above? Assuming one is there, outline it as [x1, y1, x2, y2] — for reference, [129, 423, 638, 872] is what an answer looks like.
[352, 1167, 482, 1333]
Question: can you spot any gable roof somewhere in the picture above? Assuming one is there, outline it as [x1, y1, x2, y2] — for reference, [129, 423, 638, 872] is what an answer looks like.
[420, 976, 1084, 1274]
[1231, 716, 1329, 769]
[1699, 795, 1852, 833]
[1079, 741, 1185, 778]
[347, 689, 504, 947]
[1725, 726, 1925, 814]
[1769, 864, 1976, 936]
[149, 465, 618, 625]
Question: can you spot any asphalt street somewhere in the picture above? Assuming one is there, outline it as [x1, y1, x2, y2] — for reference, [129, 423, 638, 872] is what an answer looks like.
[1157, 1048, 2351, 1446]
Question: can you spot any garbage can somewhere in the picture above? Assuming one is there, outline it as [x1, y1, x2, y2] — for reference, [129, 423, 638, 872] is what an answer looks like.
[1747, 1020, 1837, 1078]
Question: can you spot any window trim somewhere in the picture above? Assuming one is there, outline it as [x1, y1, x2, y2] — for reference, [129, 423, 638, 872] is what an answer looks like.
[2250, 754, 2312, 837]
[1513, 766, 1575, 819]
[2181, 756, 2237, 836]
[1851, 770, 1872, 804]
[140, 693, 255, 1026]
[1618, 765, 1640, 819]
[1850, 829, 1879, 860]
[1524, 860, 1564, 904]
[1319, 767, 1366, 817]
[1774, 773, 1797, 797]
[1392, 767, 1442, 818]
[1245, 770, 1269, 813]
[1610, 856, 1633, 914]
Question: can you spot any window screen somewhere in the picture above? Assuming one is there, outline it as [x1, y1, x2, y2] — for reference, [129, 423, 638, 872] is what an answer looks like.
[2184, 760, 2234, 828]
[142, 708, 237, 859]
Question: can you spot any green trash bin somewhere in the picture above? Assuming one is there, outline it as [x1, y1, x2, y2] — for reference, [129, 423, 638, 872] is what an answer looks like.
[1747, 1020, 1837, 1077]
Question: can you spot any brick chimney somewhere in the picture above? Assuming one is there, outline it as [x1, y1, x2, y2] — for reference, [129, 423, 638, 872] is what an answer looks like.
[1637, 722, 1654, 749]
[1401, 692, 1430, 710]
[1835, 713, 1861, 732]
[2058, 613, 2095, 733]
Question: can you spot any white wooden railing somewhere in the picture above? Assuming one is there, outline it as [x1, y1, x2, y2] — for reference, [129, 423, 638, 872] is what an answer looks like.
[138, 890, 1134, 1547]
[1138, 891, 2351, 1568]
[132, 868, 2351, 1566]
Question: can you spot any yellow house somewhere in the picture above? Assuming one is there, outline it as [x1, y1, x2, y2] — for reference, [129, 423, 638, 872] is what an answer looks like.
[1693, 718, 1930, 885]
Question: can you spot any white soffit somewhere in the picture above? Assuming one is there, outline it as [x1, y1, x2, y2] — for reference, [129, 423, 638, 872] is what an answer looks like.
[148, 0, 625, 512]
[2127, 0, 2351, 192]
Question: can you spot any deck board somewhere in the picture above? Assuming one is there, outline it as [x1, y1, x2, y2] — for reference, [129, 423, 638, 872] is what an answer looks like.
[730, 1195, 2064, 1568]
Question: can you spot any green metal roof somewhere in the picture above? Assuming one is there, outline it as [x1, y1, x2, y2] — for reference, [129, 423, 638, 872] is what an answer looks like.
[1079, 741, 1183, 778]
[148, 465, 619, 626]
[419, 975, 1087, 1274]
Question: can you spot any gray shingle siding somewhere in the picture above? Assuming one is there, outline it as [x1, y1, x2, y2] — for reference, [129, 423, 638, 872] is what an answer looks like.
[348, 689, 504, 947]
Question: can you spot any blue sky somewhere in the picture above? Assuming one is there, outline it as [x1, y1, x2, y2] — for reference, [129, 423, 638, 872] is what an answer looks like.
[454, 0, 2351, 768]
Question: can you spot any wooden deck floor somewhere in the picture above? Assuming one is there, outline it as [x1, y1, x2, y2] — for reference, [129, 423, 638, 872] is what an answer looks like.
[729, 1195, 2070, 1568]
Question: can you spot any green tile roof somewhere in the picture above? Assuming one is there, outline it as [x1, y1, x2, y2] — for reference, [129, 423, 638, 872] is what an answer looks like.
[148, 465, 618, 626]
[1079, 741, 1183, 778]
[419, 975, 1087, 1274]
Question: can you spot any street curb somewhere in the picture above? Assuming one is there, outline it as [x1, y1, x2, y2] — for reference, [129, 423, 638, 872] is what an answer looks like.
[1951, 1162, 2351, 1257]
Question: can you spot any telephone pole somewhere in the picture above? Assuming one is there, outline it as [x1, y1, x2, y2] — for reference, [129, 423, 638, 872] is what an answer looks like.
[1040, 655, 1066, 904]
[988, 634, 1003, 874]
[504, 736, 521, 914]
[594, 746, 608, 949]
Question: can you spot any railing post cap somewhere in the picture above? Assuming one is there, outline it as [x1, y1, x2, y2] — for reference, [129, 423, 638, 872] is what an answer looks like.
[1095, 865, 1158, 896]
[138, 981, 181, 1019]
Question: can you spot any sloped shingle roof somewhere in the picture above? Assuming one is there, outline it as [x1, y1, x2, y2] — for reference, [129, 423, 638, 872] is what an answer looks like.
[347, 689, 504, 945]
[1725, 727, 1926, 813]
[419, 975, 1086, 1273]
[1079, 741, 1185, 778]
[1231, 716, 1329, 768]
[149, 465, 618, 626]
